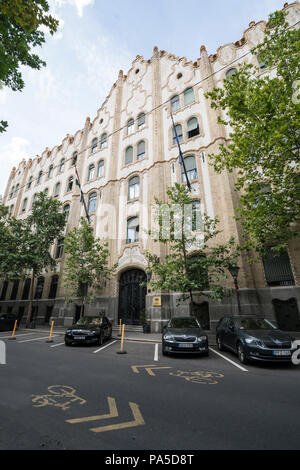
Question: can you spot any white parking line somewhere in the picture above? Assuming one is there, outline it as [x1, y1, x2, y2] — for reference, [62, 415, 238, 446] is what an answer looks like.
[154, 343, 159, 361]
[93, 340, 117, 354]
[209, 347, 248, 372]
[18, 335, 58, 343]
[50, 342, 65, 348]
[0, 332, 36, 339]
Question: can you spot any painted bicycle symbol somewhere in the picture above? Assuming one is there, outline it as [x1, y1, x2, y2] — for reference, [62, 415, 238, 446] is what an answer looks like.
[169, 370, 224, 384]
[32, 385, 86, 410]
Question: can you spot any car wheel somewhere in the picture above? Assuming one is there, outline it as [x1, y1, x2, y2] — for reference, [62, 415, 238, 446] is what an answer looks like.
[237, 342, 248, 364]
[98, 332, 104, 346]
[216, 335, 224, 351]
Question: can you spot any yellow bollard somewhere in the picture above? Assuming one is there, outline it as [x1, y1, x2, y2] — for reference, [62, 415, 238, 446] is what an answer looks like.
[118, 318, 122, 336]
[117, 323, 127, 354]
[8, 320, 18, 340]
[46, 320, 54, 343]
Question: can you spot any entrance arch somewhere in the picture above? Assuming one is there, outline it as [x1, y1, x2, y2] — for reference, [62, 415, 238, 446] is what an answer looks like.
[118, 268, 147, 325]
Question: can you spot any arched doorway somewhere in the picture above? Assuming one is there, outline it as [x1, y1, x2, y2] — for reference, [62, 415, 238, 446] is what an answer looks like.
[118, 269, 147, 325]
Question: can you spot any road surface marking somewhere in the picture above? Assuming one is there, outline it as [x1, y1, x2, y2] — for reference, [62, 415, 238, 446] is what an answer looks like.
[131, 364, 172, 376]
[93, 340, 117, 354]
[50, 342, 65, 348]
[90, 402, 145, 433]
[18, 335, 58, 343]
[154, 343, 158, 361]
[66, 397, 118, 424]
[0, 332, 36, 339]
[209, 347, 248, 372]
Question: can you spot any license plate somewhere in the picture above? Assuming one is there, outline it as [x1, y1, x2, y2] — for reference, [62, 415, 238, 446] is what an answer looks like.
[74, 336, 86, 341]
[272, 350, 291, 356]
[178, 343, 193, 348]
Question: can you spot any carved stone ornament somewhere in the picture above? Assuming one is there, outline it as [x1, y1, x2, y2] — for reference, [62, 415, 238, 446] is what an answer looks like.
[118, 246, 147, 268]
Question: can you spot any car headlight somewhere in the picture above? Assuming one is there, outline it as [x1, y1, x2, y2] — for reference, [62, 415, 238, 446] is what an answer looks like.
[164, 334, 174, 342]
[66, 330, 72, 335]
[245, 338, 266, 348]
[197, 336, 207, 342]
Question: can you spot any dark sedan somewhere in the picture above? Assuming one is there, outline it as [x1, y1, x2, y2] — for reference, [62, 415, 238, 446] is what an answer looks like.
[65, 315, 112, 346]
[0, 313, 18, 331]
[162, 316, 209, 356]
[216, 315, 297, 364]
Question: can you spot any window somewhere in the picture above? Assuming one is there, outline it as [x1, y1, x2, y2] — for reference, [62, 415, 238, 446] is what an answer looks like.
[128, 176, 140, 200]
[182, 155, 198, 182]
[54, 182, 61, 197]
[187, 117, 200, 138]
[63, 204, 70, 221]
[100, 133, 107, 149]
[72, 152, 78, 166]
[91, 138, 98, 153]
[127, 217, 139, 243]
[137, 140, 146, 160]
[170, 95, 180, 112]
[32, 193, 38, 206]
[172, 124, 183, 144]
[127, 119, 134, 135]
[15, 183, 19, 195]
[34, 276, 44, 299]
[22, 278, 31, 300]
[97, 160, 104, 177]
[37, 171, 43, 185]
[184, 87, 195, 106]
[48, 165, 54, 178]
[59, 158, 65, 173]
[258, 55, 267, 71]
[10, 280, 19, 301]
[9, 205, 14, 215]
[66, 176, 73, 192]
[48, 275, 59, 299]
[262, 249, 295, 287]
[88, 164, 95, 181]
[10, 186, 15, 198]
[137, 113, 145, 129]
[55, 238, 64, 259]
[225, 68, 237, 79]
[44, 188, 49, 196]
[125, 146, 133, 164]
[27, 176, 33, 190]
[87, 192, 97, 214]
[0, 281, 8, 301]
[21, 198, 27, 213]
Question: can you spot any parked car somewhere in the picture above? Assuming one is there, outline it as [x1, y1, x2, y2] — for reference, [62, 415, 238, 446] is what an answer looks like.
[216, 315, 297, 364]
[162, 316, 209, 356]
[0, 313, 18, 332]
[65, 315, 112, 346]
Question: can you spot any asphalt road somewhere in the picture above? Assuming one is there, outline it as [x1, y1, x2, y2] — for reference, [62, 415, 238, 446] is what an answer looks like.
[0, 330, 299, 450]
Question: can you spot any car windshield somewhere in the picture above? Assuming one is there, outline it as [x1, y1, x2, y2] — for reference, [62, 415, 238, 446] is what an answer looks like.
[236, 318, 277, 330]
[169, 318, 201, 328]
[76, 316, 102, 326]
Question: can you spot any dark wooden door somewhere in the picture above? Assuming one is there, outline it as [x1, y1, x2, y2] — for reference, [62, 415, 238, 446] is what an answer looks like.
[193, 301, 210, 330]
[118, 269, 147, 325]
[272, 298, 300, 331]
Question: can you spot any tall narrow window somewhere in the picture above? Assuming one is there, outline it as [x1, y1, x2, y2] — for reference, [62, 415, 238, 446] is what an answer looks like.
[225, 68, 237, 79]
[67, 176, 73, 192]
[27, 176, 33, 189]
[55, 238, 64, 259]
[44, 188, 49, 196]
[34, 276, 45, 299]
[184, 87, 195, 106]
[54, 182, 61, 197]
[172, 124, 183, 144]
[9, 205, 14, 215]
[48, 275, 59, 299]
[32, 193, 38, 206]
[257, 55, 267, 71]
[137, 113, 145, 129]
[15, 183, 19, 195]
[91, 138, 98, 153]
[127, 217, 139, 243]
[63, 204, 70, 221]
[0, 281, 8, 301]
[88, 164, 95, 181]
[187, 117, 200, 138]
[48, 165, 53, 178]
[170, 95, 180, 112]
[21, 198, 27, 213]
[100, 133, 107, 149]
[59, 158, 65, 173]
[10, 186, 15, 198]
[22, 278, 31, 300]
[10, 280, 19, 300]
[262, 249, 295, 286]
[37, 171, 43, 185]
[87, 192, 97, 214]
[127, 119, 134, 135]
[125, 146, 133, 164]
[182, 155, 197, 182]
[137, 140, 146, 160]
[97, 160, 104, 177]
[72, 152, 78, 166]
[128, 176, 140, 200]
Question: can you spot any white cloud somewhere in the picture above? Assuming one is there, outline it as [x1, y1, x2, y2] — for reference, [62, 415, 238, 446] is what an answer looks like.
[0, 137, 31, 164]
[50, 0, 94, 17]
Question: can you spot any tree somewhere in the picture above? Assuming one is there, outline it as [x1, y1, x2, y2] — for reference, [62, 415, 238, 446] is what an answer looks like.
[63, 218, 117, 319]
[0, 0, 59, 132]
[205, 9, 300, 254]
[146, 183, 240, 312]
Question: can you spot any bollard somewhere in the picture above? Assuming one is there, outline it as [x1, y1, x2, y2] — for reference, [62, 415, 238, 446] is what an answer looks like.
[8, 320, 18, 340]
[46, 320, 54, 343]
[117, 323, 127, 354]
[118, 318, 122, 336]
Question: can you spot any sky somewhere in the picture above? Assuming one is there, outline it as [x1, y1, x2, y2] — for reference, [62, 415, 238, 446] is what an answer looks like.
[0, 0, 286, 196]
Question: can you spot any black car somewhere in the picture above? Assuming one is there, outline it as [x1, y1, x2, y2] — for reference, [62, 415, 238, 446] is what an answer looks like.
[0, 313, 18, 331]
[65, 315, 112, 346]
[216, 315, 297, 364]
[162, 316, 209, 356]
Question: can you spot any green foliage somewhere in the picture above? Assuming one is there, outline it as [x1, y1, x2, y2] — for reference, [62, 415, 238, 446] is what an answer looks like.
[63, 218, 117, 308]
[205, 9, 300, 254]
[146, 183, 240, 304]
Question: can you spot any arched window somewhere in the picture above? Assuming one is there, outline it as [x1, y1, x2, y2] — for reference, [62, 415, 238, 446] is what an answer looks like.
[257, 55, 267, 71]
[88, 164, 95, 181]
[44, 187, 49, 196]
[137, 140, 145, 160]
[48, 275, 59, 299]
[54, 182, 61, 197]
[27, 176, 33, 189]
[72, 152, 78, 166]
[125, 146, 133, 164]
[127, 217, 139, 243]
[170, 95, 180, 112]
[32, 193, 38, 206]
[10, 186, 15, 198]
[15, 183, 20, 195]
[137, 113, 145, 129]
[187, 117, 199, 138]
[55, 238, 64, 259]
[34, 276, 45, 299]
[87, 192, 97, 214]
[184, 87, 195, 106]
[37, 171, 43, 184]
[67, 176, 73, 192]
[21, 198, 27, 213]
[225, 68, 237, 79]
[100, 133, 107, 149]
[97, 160, 104, 177]
[127, 118, 134, 135]
[91, 138, 98, 153]
[59, 158, 65, 172]
[48, 165, 53, 178]
[182, 155, 197, 182]
[63, 204, 70, 221]
[172, 124, 183, 144]
[0, 280, 8, 301]
[128, 176, 140, 200]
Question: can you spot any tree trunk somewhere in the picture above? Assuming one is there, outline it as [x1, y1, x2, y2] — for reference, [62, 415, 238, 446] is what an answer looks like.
[26, 270, 35, 328]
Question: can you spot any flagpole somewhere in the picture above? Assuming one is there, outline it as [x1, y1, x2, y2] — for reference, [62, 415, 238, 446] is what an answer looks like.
[170, 112, 192, 191]
[75, 165, 90, 222]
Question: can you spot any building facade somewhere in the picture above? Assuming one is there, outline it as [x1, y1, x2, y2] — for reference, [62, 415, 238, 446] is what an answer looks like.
[1, 2, 300, 332]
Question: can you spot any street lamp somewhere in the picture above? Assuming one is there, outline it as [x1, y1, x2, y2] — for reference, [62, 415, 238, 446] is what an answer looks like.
[228, 264, 242, 316]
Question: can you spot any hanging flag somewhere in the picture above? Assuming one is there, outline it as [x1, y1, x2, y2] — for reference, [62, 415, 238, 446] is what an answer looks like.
[75, 165, 90, 222]
[170, 112, 191, 191]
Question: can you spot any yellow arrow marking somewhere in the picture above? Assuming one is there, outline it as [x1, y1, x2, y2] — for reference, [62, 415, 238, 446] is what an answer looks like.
[90, 402, 145, 433]
[145, 366, 172, 376]
[66, 397, 118, 424]
[131, 364, 172, 376]
[131, 364, 157, 373]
